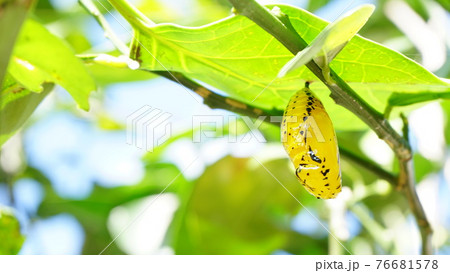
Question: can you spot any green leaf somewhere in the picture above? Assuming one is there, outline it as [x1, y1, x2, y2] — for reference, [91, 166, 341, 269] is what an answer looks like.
[413, 153, 439, 182]
[442, 100, 450, 144]
[0, 206, 25, 255]
[8, 19, 95, 110]
[129, 4, 449, 130]
[307, 0, 331, 12]
[171, 156, 310, 254]
[0, 74, 51, 146]
[435, 0, 450, 11]
[0, 0, 33, 87]
[388, 91, 450, 107]
[278, 4, 375, 78]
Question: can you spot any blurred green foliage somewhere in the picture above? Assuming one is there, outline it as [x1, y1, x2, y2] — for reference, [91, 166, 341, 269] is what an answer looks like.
[0, 207, 25, 254]
[171, 157, 303, 254]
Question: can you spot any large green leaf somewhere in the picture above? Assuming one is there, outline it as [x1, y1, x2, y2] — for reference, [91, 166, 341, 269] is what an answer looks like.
[0, 74, 51, 146]
[171, 156, 312, 254]
[278, 4, 375, 78]
[8, 19, 95, 110]
[130, 4, 449, 130]
[0, 0, 34, 87]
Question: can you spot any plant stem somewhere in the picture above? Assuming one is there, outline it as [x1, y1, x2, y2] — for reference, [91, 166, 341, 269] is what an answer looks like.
[399, 114, 432, 254]
[401, 159, 433, 254]
[350, 204, 392, 252]
[107, 0, 154, 31]
[79, 0, 129, 55]
[339, 147, 397, 186]
[154, 71, 282, 119]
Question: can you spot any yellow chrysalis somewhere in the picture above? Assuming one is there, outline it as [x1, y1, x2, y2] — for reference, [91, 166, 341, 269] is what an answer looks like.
[281, 84, 341, 199]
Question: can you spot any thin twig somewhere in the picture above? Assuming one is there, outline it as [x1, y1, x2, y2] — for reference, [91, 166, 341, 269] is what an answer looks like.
[402, 160, 433, 254]
[79, 0, 129, 55]
[339, 147, 397, 186]
[153, 71, 282, 119]
[108, 0, 154, 30]
[399, 113, 432, 255]
[350, 204, 393, 252]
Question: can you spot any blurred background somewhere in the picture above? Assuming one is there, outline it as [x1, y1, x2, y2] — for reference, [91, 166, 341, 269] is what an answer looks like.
[1, 0, 450, 254]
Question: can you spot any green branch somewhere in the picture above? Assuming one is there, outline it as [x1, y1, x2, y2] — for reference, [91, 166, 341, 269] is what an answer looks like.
[79, 0, 129, 55]
[154, 71, 282, 119]
[339, 147, 397, 185]
[107, 0, 154, 31]
[350, 204, 393, 252]
[399, 114, 432, 254]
